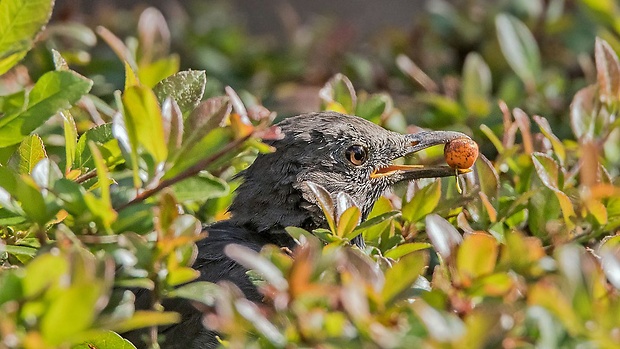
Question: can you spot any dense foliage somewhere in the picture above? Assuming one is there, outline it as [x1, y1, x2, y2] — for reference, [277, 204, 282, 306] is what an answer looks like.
[1, 0, 620, 348]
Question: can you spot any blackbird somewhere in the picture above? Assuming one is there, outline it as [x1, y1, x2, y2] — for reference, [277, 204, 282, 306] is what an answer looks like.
[124, 111, 471, 348]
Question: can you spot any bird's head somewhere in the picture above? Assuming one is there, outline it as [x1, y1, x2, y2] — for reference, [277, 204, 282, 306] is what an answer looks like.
[229, 112, 471, 237]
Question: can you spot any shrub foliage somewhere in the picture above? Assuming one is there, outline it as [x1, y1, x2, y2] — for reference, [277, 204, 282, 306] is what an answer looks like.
[1, 0, 620, 348]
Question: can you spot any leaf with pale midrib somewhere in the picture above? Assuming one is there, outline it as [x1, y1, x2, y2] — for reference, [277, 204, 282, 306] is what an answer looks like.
[0, 70, 92, 147]
[0, 0, 54, 75]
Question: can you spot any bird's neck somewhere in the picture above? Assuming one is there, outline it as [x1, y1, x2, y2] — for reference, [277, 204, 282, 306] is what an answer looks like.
[227, 177, 325, 237]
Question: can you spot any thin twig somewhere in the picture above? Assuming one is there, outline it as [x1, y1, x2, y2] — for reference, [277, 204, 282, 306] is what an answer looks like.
[75, 169, 97, 183]
[115, 135, 252, 211]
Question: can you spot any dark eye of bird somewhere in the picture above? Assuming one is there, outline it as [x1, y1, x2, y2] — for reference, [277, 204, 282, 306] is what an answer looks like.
[345, 145, 368, 166]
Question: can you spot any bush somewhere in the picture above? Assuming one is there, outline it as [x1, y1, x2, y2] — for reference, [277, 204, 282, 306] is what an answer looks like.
[1, 0, 620, 348]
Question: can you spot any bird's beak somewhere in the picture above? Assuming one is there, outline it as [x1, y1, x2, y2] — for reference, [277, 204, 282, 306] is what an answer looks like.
[370, 131, 473, 181]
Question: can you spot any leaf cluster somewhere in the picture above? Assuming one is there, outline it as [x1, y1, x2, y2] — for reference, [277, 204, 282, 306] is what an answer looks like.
[2, 1, 620, 349]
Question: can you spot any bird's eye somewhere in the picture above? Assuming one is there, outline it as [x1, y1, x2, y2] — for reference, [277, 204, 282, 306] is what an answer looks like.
[345, 145, 368, 166]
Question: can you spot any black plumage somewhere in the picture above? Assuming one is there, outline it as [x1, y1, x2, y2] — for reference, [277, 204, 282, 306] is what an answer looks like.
[124, 112, 470, 348]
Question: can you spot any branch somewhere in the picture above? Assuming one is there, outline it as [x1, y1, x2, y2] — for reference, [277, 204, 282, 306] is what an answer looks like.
[75, 169, 97, 183]
[115, 135, 252, 211]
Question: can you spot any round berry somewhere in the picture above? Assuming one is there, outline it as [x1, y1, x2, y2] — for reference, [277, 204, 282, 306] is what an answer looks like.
[444, 138, 479, 169]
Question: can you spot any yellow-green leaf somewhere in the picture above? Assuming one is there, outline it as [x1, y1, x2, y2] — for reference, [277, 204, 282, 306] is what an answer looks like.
[61, 111, 77, 174]
[18, 134, 46, 174]
[381, 251, 428, 305]
[402, 180, 441, 223]
[462, 52, 491, 116]
[0, 70, 92, 147]
[0, 0, 54, 75]
[124, 60, 140, 89]
[456, 233, 498, 279]
[122, 85, 168, 163]
[338, 205, 361, 239]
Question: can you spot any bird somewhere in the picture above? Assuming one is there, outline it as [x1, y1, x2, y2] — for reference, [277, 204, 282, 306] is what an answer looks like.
[123, 111, 471, 348]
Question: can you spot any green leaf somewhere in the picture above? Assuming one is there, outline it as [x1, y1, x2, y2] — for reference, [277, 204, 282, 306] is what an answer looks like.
[0, 51, 26, 76]
[580, 0, 617, 15]
[166, 267, 200, 287]
[106, 311, 180, 334]
[156, 190, 179, 233]
[23, 253, 69, 297]
[337, 205, 361, 239]
[3, 244, 37, 257]
[416, 93, 463, 120]
[285, 226, 320, 245]
[88, 142, 113, 212]
[16, 175, 51, 223]
[476, 154, 500, 200]
[172, 171, 229, 202]
[461, 52, 492, 117]
[52, 179, 87, 216]
[353, 210, 399, 234]
[181, 96, 231, 156]
[465, 154, 500, 224]
[479, 124, 504, 154]
[163, 127, 232, 180]
[124, 61, 139, 90]
[532, 153, 575, 228]
[532, 153, 561, 190]
[402, 180, 441, 223]
[41, 283, 103, 345]
[111, 202, 154, 235]
[168, 281, 219, 305]
[495, 13, 541, 90]
[586, 199, 607, 225]
[74, 123, 120, 170]
[384, 242, 432, 259]
[122, 85, 168, 163]
[528, 187, 562, 237]
[18, 134, 46, 174]
[83, 142, 117, 230]
[154, 70, 207, 115]
[62, 111, 78, 173]
[470, 272, 513, 296]
[381, 251, 428, 305]
[355, 93, 390, 122]
[0, 166, 18, 197]
[74, 331, 137, 349]
[0, 70, 93, 147]
[533, 115, 566, 166]
[0, 0, 54, 75]
[139, 56, 180, 88]
[529, 281, 583, 335]
[0, 89, 26, 115]
[0, 270, 23, 305]
[319, 73, 357, 114]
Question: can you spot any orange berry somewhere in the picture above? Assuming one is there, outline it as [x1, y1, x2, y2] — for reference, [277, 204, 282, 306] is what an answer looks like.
[444, 138, 479, 169]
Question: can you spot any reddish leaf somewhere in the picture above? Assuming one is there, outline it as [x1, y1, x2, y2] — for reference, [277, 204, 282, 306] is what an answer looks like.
[456, 233, 498, 281]
[595, 37, 620, 106]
